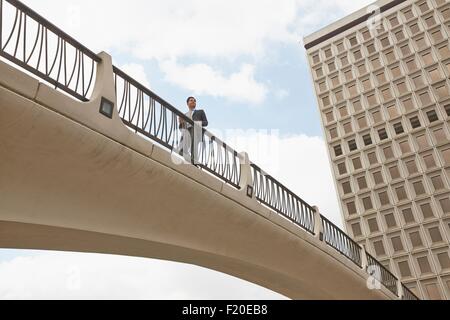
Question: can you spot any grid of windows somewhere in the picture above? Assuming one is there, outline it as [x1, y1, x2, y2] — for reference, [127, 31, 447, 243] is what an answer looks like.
[307, 0, 450, 300]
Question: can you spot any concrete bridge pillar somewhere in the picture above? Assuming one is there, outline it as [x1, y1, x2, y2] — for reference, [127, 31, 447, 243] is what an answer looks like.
[312, 206, 323, 239]
[239, 152, 254, 198]
[91, 51, 116, 109]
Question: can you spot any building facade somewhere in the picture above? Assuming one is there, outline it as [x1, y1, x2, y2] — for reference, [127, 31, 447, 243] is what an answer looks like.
[304, 0, 450, 299]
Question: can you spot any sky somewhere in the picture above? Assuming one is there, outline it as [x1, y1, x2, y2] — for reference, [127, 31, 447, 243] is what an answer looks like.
[0, 0, 375, 299]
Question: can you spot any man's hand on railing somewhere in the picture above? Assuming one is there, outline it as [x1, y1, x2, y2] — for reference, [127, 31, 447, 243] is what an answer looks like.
[179, 117, 187, 129]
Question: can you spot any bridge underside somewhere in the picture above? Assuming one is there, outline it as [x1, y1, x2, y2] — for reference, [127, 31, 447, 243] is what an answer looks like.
[0, 61, 395, 300]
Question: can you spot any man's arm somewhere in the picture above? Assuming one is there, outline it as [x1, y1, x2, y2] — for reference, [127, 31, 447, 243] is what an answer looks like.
[201, 110, 209, 127]
[179, 116, 185, 130]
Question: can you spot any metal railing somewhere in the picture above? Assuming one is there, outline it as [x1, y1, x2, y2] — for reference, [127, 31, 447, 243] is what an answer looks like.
[113, 66, 242, 189]
[366, 252, 399, 297]
[251, 164, 315, 234]
[402, 284, 420, 301]
[1, 0, 421, 300]
[0, 0, 100, 101]
[197, 130, 241, 188]
[320, 215, 362, 267]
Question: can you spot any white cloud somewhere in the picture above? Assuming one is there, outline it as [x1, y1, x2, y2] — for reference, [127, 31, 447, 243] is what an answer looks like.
[18, 0, 374, 60]
[17, 0, 374, 102]
[0, 251, 287, 300]
[160, 60, 268, 104]
[275, 89, 290, 100]
[119, 63, 151, 89]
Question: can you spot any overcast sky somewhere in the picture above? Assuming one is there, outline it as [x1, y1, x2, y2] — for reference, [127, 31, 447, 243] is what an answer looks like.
[0, 0, 375, 299]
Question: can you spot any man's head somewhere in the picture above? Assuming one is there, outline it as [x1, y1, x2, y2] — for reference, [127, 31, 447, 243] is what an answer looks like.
[187, 96, 197, 111]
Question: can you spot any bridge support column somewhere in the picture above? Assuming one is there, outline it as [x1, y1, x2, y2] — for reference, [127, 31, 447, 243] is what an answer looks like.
[239, 152, 254, 198]
[397, 278, 404, 300]
[361, 245, 368, 271]
[91, 51, 117, 115]
[312, 206, 323, 240]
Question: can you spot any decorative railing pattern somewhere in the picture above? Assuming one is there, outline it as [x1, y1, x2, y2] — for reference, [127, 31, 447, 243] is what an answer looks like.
[0, 0, 100, 101]
[113, 66, 241, 189]
[320, 215, 362, 267]
[113, 66, 185, 151]
[251, 164, 315, 234]
[197, 131, 241, 188]
[1, 0, 421, 300]
[402, 284, 420, 301]
[366, 252, 399, 297]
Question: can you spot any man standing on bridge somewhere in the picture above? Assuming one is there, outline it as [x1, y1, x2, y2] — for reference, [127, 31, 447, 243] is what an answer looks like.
[178, 97, 209, 163]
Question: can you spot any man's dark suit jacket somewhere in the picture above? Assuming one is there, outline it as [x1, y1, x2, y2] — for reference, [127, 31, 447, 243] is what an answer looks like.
[179, 109, 209, 130]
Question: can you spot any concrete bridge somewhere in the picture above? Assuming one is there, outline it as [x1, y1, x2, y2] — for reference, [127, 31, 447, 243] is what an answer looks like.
[0, 0, 418, 300]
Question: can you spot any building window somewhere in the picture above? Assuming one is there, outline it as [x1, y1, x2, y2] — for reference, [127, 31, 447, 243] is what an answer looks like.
[368, 218, 379, 232]
[384, 213, 397, 228]
[352, 223, 362, 237]
[410, 116, 421, 129]
[347, 201, 357, 215]
[389, 166, 401, 180]
[349, 140, 357, 152]
[399, 141, 411, 153]
[338, 162, 347, 175]
[363, 197, 373, 210]
[352, 157, 363, 170]
[406, 160, 418, 175]
[414, 181, 426, 196]
[423, 154, 436, 169]
[368, 152, 378, 165]
[342, 181, 353, 194]
[445, 105, 450, 117]
[379, 191, 390, 206]
[420, 203, 434, 219]
[384, 146, 395, 160]
[409, 231, 423, 248]
[378, 128, 388, 140]
[426, 110, 439, 123]
[428, 227, 443, 244]
[363, 134, 373, 146]
[394, 122, 404, 134]
[374, 240, 386, 256]
[334, 145, 343, 157]
[398, 261, 412, 278]
[358, 176, 368, 190]
[391, 236, 404, 251]
[396, 186, 408, 201]
[373, 171, 384, 185]
[417, 256, 432, 275]
[439, 198, 450, 215]
[402, 208, 416, 224]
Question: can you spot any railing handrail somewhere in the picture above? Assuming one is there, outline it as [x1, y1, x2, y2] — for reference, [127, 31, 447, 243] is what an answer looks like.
[0, 0, 101, 101]
[3, 0, 100, 62]
[365, 251, 399, 296]
[250, 162, 316, 234]
[320, 214, 362, 250]
[365, 251, 399, 282]
[250, 163, 315, 210]
[113, 65, 187, 120]
[320, 214, 362, 267]
[402, 284, 420, 301]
